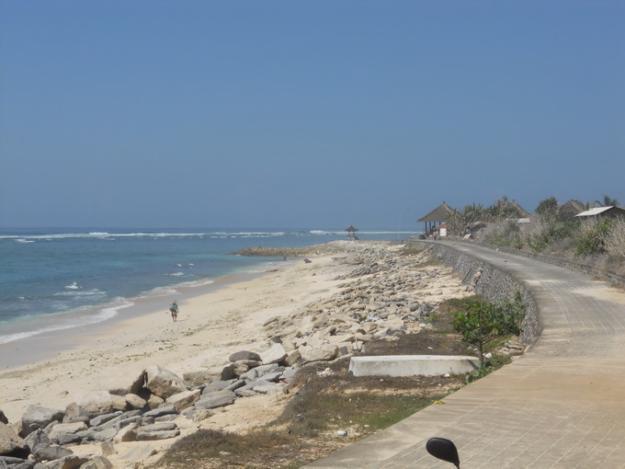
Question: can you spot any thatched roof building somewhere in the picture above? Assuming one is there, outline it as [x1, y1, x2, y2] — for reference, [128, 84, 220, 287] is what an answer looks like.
[418, 202, 455, 223]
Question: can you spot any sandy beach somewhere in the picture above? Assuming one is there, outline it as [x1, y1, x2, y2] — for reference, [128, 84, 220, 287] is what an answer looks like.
[0, 240, 474, 467]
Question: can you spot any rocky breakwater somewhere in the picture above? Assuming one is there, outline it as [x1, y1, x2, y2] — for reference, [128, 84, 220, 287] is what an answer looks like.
[0, 356, 299, 468]
[260, 243, 471, 370]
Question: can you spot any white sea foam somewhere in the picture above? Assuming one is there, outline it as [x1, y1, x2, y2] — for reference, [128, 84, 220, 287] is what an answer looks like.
[15, 238, 35, 243]
[65, 282, 80, 290]
[0, 231, 292, 241]
[54, 288, 106, 298]
[0, 300, 133, 345]
[168, 272, 184, 277]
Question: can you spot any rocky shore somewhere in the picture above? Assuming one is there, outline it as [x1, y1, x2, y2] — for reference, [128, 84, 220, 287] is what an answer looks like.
[1, 241, 478, 468]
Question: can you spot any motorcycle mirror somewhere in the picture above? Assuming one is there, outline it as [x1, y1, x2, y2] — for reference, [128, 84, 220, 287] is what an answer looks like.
[426, 437, 460, 468]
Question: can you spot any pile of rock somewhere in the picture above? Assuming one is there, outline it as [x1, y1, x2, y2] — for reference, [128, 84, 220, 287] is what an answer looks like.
[261, 244, 470, 366]
[1, 351, 298, 468]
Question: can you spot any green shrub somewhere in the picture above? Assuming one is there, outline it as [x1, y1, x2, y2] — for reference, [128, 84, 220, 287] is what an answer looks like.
[576, 219, 612, 256]
[452, 293, 524, 362]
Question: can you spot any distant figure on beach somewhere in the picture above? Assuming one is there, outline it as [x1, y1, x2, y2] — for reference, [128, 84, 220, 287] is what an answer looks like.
[169, 301, 179, 322]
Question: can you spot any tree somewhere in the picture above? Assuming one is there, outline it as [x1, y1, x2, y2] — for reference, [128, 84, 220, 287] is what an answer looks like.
[535, 197, 558, 218]
[597, 195, 620, 207]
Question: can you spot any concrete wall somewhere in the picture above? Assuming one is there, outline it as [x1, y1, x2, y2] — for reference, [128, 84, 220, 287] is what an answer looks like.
[427, 243, 541, 346]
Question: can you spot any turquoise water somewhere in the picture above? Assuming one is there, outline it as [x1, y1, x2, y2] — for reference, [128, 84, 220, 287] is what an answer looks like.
[0, 228, 416, 344]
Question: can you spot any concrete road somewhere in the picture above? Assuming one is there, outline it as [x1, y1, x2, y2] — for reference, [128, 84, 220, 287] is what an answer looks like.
[308, 242, 625, 468]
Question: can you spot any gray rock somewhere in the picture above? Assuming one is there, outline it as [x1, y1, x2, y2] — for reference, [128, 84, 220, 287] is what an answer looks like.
[257, 371, 282, 383]
[77, 392, 117, 418]
[154, 415, 177, 423]
[113, 423, 137, 443]
[182, 370, 213, 387]
[135, 429, 179, 441]
[241, 363, 279, 380]
[77, 427, 117, 443]
[21, 406, 64, 436]
[54, 433, 82, 446]
[228, 351, 261, 362]
[201, 379, 236, 394]
[146, 395, 164, 410]
[33, 445, 73, 462]
[219, 364, 237, 381]
[143, 405, 177, 419]
[47, 423, 87, 443]
[123, 394, 146, 410]
[252, 382, 283, 394]
[0, 456, 33, 469]
[24, 429, 49, 453]
[299, 344, 338, 364]
[0, 423, 27, 458]
[144, 366, 186, 399]
[281, 367, 297, 381]
[0, 412, 7, 425]
[61, 404, 88, 425]
[88, 412, 121, 429]
[37, 455, 88, 469]
[260, 343, 287, 365]
[195, 390, 236, 409]
[139, 422, 176, 432]
[284, 350, 301, 366]
[166, 389, 200, 412]
[78, 456, 113, 469]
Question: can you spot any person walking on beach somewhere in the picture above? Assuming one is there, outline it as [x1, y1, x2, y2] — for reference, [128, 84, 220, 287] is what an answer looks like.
[169, 301, 179, 322]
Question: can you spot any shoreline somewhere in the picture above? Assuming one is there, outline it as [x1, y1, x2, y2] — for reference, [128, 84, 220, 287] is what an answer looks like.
[0, 259, 282, 369]
[0, 248, 347, 422]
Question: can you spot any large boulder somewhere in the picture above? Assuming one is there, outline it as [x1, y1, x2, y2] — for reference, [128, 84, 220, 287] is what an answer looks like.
[77, 392, 117, 417]
[62, 404, 89, 424]
[48, 423, 87, 443]
[24, 429, 49, 453]
[0, 423, 28, 458]
[299, 344, 338, 364]
[0, 456, 33, 468]
[228, 351, 261, 362]
[144, 366, 186, 399]
[124, 394, 146, 410]
[166, 390, 200, 412]
[260, 343, 287, 365]
[195, 390, 236, 410]
[21, 405, 63, 436]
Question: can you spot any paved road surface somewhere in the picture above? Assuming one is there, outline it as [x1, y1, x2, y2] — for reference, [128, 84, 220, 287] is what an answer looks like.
[308, 242, 625, 468]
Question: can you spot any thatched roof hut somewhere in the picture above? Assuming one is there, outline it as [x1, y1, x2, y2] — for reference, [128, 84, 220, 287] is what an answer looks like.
[418, 202, 455, 223]
[558, 200, 585, 219]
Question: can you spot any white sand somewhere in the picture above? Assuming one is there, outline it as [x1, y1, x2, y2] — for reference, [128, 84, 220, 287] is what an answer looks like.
[0, 253, 347, 423]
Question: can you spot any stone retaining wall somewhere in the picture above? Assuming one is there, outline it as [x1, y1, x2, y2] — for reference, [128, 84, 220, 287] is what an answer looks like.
[426, 243, 542, 346]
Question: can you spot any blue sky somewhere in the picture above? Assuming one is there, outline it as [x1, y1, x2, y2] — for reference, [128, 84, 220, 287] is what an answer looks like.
[1, 1, 624, 229]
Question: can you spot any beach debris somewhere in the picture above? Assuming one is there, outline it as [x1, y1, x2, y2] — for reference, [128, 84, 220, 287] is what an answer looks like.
[336, 430, 348, 437]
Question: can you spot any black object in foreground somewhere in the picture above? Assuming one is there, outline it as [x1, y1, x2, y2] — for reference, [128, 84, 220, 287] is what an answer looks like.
[426, 437, 460, 468]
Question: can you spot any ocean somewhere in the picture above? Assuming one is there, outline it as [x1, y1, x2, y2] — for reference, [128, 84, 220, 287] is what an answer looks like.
[0, 228, 417, 346]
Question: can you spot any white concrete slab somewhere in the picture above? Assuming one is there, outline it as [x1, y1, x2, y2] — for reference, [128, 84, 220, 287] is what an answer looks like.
[348, 355, 480, 377]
